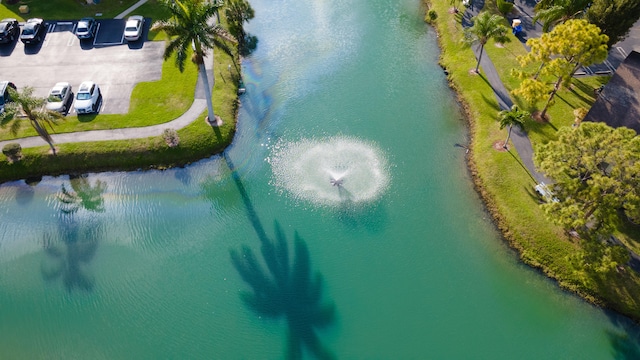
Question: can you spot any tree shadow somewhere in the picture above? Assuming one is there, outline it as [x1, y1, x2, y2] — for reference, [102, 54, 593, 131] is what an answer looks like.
[41, 219, 100, 292]
[223, 153, 336, 359]
[40, 174, 106, 292]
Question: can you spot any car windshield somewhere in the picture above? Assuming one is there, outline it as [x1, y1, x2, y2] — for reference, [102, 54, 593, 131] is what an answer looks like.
[48, 94, 62, 102]
[76, 92, 91, 100]
[0, 95, 4, 106]
[78, 25, 88, 32]
[0, 24, 7, 32]
[125, 25, 138, 32]
[22, 26, 34, 35]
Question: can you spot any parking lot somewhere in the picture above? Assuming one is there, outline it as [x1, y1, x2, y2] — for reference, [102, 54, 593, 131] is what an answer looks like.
[0, 19, 164, 114]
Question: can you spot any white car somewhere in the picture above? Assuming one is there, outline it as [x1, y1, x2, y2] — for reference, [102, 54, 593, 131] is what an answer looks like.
[123, 15, 144, 42]
[74, 81, 101, 114]
[46, 82, 73, 114]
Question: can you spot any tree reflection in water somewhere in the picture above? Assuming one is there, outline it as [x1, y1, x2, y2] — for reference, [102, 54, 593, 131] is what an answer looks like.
[41, 175, 106, 292]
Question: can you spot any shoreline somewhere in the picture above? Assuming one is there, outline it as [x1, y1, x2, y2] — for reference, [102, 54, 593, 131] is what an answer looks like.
[423, 0, 640, 322]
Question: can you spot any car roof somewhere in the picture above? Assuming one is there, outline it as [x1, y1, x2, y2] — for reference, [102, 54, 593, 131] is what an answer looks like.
[27, 18, 43, 24]
[78, 81, 95, 92]
[51, 82, 70, 90]
[1, 18, 17, 23]
[0, 81, 15, 92]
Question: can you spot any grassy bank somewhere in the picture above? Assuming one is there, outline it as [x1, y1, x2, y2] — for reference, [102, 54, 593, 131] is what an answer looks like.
[423, 0, 640, 320]
[0, 45, 237, 182]
[0, 0, 142, 21]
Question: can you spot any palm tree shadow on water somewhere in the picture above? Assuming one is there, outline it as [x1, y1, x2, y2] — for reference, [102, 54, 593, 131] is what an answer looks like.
[223, 153, 336, 360]
[41, 175, 106, 292]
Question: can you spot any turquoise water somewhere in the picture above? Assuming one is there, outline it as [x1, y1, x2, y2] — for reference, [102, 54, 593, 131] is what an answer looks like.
[1, 0, 640, 358]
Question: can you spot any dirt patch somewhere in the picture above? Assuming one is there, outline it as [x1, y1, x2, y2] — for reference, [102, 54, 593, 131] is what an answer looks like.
[493, 140, 508, 151]
[531, 111, 550, 123]
[468, 68, 480, 75]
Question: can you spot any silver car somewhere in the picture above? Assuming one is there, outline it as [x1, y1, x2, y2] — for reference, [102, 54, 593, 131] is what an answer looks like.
[46, 82, 73, 114]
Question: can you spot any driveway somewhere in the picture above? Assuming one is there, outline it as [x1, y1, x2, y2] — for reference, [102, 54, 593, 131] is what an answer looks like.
[0, 19, 164, 114]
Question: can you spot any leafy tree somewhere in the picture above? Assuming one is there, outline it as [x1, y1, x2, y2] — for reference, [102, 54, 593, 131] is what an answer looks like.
[463, 12, 511, 73]
[224, 0, 255, 54]
[152, 0, 236, 125]
[513, 19, 608, 119]
[497, 105, 530, 150]
[534, 122, 640, 236]
[533, 0, 590, 32]
[0, 87, 63, 155]
[586, 0, 640, 47]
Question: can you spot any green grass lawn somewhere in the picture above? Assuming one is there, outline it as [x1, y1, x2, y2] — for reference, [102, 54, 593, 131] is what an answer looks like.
[0, 53, 198, 140]
[424, 0, 640, 320]
[0, 0, 141, 21]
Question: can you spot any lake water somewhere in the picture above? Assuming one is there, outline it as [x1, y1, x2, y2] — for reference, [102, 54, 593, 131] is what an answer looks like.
[1, 0, 639, 358]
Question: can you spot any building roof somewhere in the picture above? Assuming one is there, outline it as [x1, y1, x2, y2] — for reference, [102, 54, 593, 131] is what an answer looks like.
[583, 50, 640, 134]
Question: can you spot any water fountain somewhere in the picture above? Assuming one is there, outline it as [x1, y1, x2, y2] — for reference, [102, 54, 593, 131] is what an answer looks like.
[269, 136, 390, 206]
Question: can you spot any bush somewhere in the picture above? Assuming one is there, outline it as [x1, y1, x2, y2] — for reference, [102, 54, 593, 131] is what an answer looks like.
[426, 9, 438, 23]
[2, 143, 22, 163]
[163, 128, 180, 148]
[497, 0, 514, 15]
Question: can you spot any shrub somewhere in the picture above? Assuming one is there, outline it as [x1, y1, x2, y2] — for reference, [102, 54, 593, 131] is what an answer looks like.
[163, 128, 180, 148]
[497, 0, 514, 15]
[2, 142, 22, 163]
[426, 9, 438, 23]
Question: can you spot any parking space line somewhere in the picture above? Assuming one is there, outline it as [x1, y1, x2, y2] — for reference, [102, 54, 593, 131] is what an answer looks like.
[67, 23, 78, 47]
[44, 23, 55, 47]
[617, 46, 628, 58]
[100, 86, 108, 113]
[92, 23, 101, 47]
[604, 59, 616, 72]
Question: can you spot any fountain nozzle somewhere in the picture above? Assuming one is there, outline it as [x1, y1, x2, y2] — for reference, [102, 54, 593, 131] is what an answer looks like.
[330, 177, 343, 187]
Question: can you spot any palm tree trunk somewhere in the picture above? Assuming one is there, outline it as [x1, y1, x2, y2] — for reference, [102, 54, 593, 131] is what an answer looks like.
[199, 62, 217, 123]
[475, 43, 484, 73]
[504, 125, 512, 149]
[32, 120, 56, 155]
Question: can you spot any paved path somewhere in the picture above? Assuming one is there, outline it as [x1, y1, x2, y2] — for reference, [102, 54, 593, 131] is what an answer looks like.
[115, 0, 149, 19]
[463, 3, 550, 184]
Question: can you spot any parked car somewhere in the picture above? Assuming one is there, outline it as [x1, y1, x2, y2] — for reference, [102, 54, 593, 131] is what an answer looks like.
[123, 15, 144, 42]
[0, 80, 16, 114]
[74, 81, 101, 114]
[20, 18, 46, 44]
[0, 18, 19, 44]
[76, 17, 97, 40]
[46, 82, 73, 114]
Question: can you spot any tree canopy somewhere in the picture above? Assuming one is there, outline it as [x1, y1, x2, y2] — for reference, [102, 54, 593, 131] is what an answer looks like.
[586, 0, 640, 47]
[513, 19, 608, 118]
[533, 0, 590, 32]
[463, 12, 511, 73]
[534, 122, 640, 236]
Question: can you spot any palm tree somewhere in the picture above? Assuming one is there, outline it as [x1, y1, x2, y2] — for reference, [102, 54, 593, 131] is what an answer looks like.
[463, 12, 511, 73]
[497, 105, 530, 150]
[534, 0, 590, 32]
[0, 86, 63, 155]
[151, 0, 236, 125]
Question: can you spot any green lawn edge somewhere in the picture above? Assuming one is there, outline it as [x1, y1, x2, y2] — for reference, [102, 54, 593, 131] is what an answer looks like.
[0, 41, 239, 182]
[424, 0, 640, 321]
